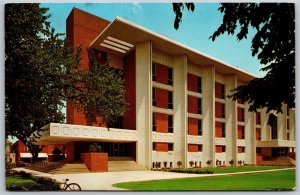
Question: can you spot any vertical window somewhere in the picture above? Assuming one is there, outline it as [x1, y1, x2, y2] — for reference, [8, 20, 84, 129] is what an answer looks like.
[287, 106, 289, 117]
[152, 142, 156, 151]
[152, 113, 156, 131]
[197, 77, 202, 93]
[168, 143, 173, 151]
[221, 84, 225, 99]
[198, 98, 202, 114]
[198, 144, 203, 152]
[287, 132, 290, 140]
[287, 118, 289, 130]
[168, 91, 173, 109]
[241, 109, 245, 122]
[152, 88, 156, 107]
[222, 123, 226, 138]
[168, 115, 173, 133]
[198, 120, 202, 136]
[168, 67, 173, 85]
[221, 104, 225, 118]
[241, 126, 245, 139]
[222, 146, 226, 152]
[152, 63, 156, 81]
[256, 112, 261, 125]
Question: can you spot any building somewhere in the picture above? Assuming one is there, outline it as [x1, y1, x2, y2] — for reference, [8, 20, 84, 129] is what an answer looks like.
[5, 140, 16, 164]
[34, 8, 296, 170]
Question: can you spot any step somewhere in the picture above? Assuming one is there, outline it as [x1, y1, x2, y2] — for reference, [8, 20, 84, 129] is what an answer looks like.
[51, 163, 90, 174]
[108, 160, 146, 172]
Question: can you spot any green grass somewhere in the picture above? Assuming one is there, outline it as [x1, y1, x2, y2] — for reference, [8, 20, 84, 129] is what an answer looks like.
[114, 169, 295, 191]
[6, 175, 37, 186]
[169, 165, 290, 174]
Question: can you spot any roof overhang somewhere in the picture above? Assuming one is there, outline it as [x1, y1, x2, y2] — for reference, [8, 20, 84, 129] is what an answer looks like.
[90, 17, 257, 82]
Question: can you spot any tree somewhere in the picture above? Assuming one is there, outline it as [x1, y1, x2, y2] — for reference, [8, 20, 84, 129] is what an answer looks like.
[5, 4, 126, 162]
[173, 3, 295, 114]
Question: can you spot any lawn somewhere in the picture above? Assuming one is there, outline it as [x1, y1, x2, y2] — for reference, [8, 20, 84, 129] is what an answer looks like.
[6, 175, 38, 186]
[114, 169, 295, 191]
[168, 165, 290, 174]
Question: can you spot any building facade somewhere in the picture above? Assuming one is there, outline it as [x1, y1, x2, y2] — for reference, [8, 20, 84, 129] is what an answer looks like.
[34, 8, 296, 169]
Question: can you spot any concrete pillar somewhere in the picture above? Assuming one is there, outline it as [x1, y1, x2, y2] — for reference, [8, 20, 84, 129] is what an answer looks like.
[277, 108, 285, 140]
[290, 109, 296, 141]
[135, 41, 152, 168]
[173, 55, 187, 168]
[202, 66, 215, 167]
[225, 74, 237, 165]
[245, 104, 255, 164]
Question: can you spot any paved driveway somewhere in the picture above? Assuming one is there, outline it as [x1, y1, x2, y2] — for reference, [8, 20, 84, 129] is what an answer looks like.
[13, 167, 295, 191]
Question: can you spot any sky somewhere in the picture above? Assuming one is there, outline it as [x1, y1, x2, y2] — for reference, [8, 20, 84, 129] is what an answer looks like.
[41, 3, 263, 77]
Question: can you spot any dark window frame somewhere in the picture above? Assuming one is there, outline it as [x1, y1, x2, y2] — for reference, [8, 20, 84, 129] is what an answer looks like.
[168, 115, 173, 133]
[168, 91, 173, 109]
[198, 144, 203, 152]
[152, 142, 156, 151]
[152, 88, 156, 107]
[221, 146, 226, 152]
[168, 67, 173, 85]
[197, 77, 202, 93]
[198, 120, 202, 136]
[221, 123, 226, 138]
[241, 126, 245, 139]
[198, 98, 202, 115]
[168, 143, 174, 151]
[152, 113, 156, 132]
[221, 104, 225, 118]
[152, 63, 156, 81]
[221, 84, 225, 99]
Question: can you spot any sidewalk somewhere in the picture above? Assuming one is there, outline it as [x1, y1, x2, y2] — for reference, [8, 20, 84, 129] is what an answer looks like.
[13, 167, 295, 191]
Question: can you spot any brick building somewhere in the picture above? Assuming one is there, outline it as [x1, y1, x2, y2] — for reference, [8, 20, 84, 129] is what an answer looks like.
[33, 8, 296, 169]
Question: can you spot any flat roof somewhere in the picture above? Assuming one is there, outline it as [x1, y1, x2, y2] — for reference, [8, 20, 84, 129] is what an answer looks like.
[90, 16, 257, 82]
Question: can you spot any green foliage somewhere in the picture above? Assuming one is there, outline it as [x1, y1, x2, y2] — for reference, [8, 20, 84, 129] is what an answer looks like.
[166, 169, 214, 174]
[172, 3, 195, 30]
[173, 3, 295, 114]
[5, 4, 125, 161]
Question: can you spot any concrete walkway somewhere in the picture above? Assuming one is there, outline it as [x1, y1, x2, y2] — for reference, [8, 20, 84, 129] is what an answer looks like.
[13, 167, 295, 191]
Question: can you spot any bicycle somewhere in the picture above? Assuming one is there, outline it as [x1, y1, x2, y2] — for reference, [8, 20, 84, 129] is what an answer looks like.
[61, 179, 81, 191]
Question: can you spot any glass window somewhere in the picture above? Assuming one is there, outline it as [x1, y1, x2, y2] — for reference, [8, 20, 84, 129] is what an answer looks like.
[168, 91, 173, 109]
[152, 113, 156, 131]
[198, 98, 202, 114]
[168, 67, 173, 85]
[221, 84, 225, 99]
[152, 63, 156, 81]
[197, 77, 202, 93]
[198, 120, 202, 136]
[168, 143, 173, 151]
[152, 143, 156, 151]
[221, 104, 225, 118]
[168, 115, 173, 133]
[222, 123, 226, 138]
[198, 144, 202, 152]
[152, 88, 156, 107]
[222, 146, 226, 152]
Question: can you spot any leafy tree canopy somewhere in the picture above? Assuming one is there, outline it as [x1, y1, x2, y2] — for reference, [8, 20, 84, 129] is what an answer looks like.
[5, 4, 126, 161]
[173, 3, 295, 114]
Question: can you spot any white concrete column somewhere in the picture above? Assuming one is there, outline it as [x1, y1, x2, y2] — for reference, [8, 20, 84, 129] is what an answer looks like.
[202, 66, 215, 167]
[245, 104, 255, 164]
[277, 109, 285, 140]
[290, 109, 296, 141]
[261, 108, 270, 141]
[135, 41, 152, 168]
[173, 55, 187, 168]
[225, 74, 237, 165]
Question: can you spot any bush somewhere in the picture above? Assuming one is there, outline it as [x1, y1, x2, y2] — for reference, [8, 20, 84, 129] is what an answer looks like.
[7, 172, 61, 191]
[166, 169, 214, 174]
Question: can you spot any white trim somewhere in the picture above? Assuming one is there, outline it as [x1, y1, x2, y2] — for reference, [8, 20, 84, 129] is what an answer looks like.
[100, 43, 126, 53]
[187, 91, 202, 98]
[103, 39, 131, 50]
[107, 36, 134, 48]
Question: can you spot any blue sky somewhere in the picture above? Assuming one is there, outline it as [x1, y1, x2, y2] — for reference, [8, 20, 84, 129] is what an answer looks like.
[42, 3, 262, 76]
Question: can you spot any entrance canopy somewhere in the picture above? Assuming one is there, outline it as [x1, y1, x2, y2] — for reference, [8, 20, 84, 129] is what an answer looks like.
[32, 123, 137, 145]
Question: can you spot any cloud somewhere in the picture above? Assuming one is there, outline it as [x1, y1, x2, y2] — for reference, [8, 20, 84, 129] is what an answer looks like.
[132, 3, 143, 15]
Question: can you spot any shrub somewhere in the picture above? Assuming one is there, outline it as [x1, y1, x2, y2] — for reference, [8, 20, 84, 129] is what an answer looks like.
[189, 161, 194, 168]
[206, 160, 212, 166]
[229, 159, 234, 166]
[177, 161, 182, 168]
[167, 169, 214, 174]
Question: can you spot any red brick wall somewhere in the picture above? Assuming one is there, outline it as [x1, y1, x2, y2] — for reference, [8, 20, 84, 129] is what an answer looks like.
[215, 122, 223, 138]
[188, 118, 198, 135]
[187, 73, 198, 92]
[188, 144, 198, 152]
[256, 128, 261, 140]
[215, 102, 224, 118]
[81, 153, 108, 172]
[188, 95, 198, 114]
[215, 145, 223, 153]
[215, 82, 224, 99]
[156, 143, 168, 152]
[156, 88, 168, 109]
[237, 107, 244, 122]
[123, 51, 136, 130]
[66, 8, 110, 126]
[156, 113, 168, 133]
[155, 63, 168, 84]
[66, 142, 75, 163]
[238, 125, 244, 139]
[256, 155, 263, 165]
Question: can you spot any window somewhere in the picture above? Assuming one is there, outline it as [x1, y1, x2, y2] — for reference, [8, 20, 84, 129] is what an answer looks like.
[152, 63, 156, 81]
[241, 126, 245, 139]
[256, 112, 261, 125]
[241, 109, 245, 122]
[152, 113, 156, 131]
[287, 106, 289, 116]
[168, 91, 173, 109]
[222, 123, 226, 138]
[287, 132, 290, 140]
[221, 104, 225, 118]
[222, 146, 226, 152]
[152, 88, 156, 106]
[198, 120, 202, 136]
[197, 77, 202, 93]
[221, 85, 225, 99]
[152, 142, 156, 151]
[198, 144, 203, 152]
[239, 147, 245, 153]
[256, 148, 262, 154]
[198, 98, 202, 114]
[238, 108, 244, 122]
[168, 67, 173, 85]
[168, 143, 173, 151]
[287, 118, 289, 130]
[168, 115, 173, 133]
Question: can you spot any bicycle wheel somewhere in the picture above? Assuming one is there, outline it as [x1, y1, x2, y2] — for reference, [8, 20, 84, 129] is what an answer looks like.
[65, 183, 81, 191]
